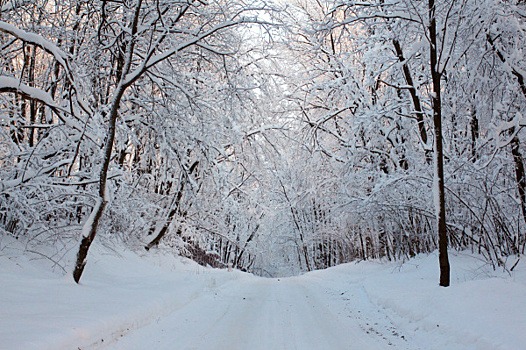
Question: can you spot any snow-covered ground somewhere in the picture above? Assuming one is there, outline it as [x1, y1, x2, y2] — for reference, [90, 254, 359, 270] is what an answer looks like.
[1, 243, 525, 350]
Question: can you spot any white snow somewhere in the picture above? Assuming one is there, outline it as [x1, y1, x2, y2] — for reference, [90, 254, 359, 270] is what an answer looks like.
[0, 21, 68, 65]
[0, 76, 59, 107]
[0, 244, 524, 350]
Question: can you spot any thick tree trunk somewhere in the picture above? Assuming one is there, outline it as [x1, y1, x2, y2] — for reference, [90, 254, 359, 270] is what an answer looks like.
[73, 0, 143, 283]
[429, 0, 450, 287]
[73, 199, 106, 283]
[73, 86, 124, 283]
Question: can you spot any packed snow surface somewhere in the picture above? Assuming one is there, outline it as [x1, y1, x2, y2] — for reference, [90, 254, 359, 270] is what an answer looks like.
[1, 245, 525, 350]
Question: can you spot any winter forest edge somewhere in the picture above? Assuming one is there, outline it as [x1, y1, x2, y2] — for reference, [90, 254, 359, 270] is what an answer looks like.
[0, 0, 525, 284]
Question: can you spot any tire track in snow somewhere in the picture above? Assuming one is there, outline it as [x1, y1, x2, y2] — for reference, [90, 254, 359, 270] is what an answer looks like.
[302, 270, 426, 350]
[102, 276, 398, 350]
[78, 274, 238, 350]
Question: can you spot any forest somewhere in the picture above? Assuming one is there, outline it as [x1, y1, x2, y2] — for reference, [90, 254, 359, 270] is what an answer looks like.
[1, 0, 525, 285]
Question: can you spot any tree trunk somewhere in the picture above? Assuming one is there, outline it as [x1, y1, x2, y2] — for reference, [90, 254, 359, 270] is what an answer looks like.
[145, 161, 199, 251]
[486, 34, 526, 236]
[278, 178, 311, 271]
[235, 219, 262, 269]
[73, 0, 143, 283]
[73, 85, 125, 283]
[359, 232, 366, 260]
[27, 45, 37, 147]
[73, 199, 106, 283]
[429, 0, 450, 287]
[470, 107, 479, 162]
[392, 39, 431, 163]
[511, 136, 526, 227]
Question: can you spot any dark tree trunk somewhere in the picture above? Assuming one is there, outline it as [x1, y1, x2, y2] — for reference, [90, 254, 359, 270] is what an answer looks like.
[429, 0, 450, 287]
[73, 0, 143, 283]
[73, 199, 107, 283]
[470, 107, 479, 162]
[73, 85, 125, 283]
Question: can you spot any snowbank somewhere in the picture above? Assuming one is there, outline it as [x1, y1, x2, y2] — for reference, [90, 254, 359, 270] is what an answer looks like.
[308, 252, 526, 350]
[0, 243, 246, 350]
[0, 243, 524, 350]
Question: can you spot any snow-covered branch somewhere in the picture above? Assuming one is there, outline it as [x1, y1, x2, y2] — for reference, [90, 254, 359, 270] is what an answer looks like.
[0, 76, 97, 141]
[0, 21, 68, 71]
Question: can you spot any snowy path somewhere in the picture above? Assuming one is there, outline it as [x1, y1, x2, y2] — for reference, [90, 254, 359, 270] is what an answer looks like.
[2, 249, 524, 350]
[101, 276, 410, 350]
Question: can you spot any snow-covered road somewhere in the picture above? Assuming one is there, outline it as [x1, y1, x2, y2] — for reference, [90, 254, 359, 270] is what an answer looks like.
[102, 276, 407, 350]
[2, 247, 524, 350]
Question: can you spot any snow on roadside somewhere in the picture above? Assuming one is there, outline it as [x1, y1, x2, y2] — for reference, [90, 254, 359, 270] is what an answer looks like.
[0, 243, 247, 350]
[0, 242, 524, 350]
[309, 251, 526, 350]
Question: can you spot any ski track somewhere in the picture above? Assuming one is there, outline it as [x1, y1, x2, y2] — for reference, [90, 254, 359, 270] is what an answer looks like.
[97, 276, 418, 350]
